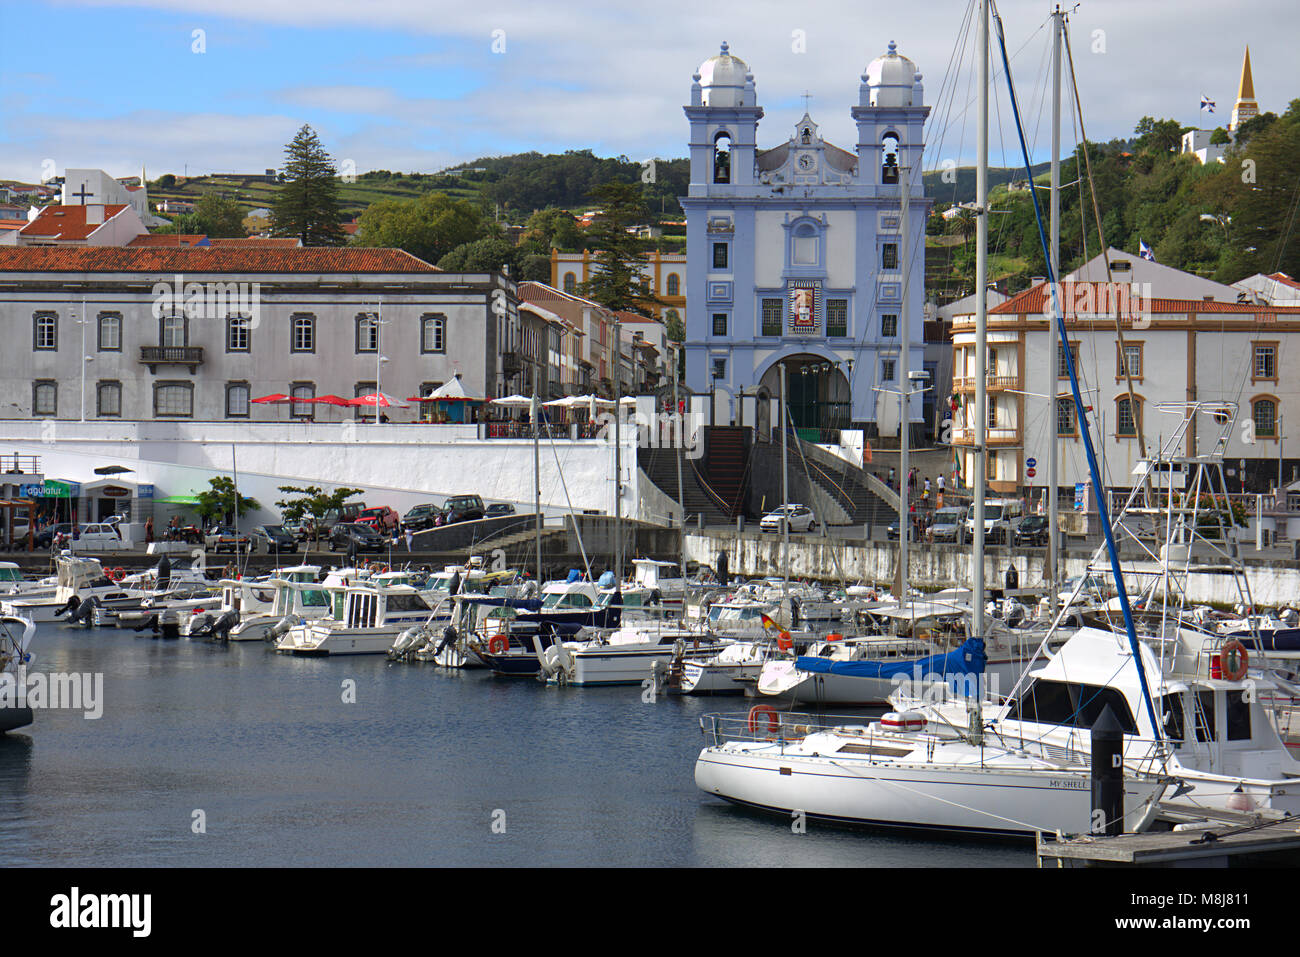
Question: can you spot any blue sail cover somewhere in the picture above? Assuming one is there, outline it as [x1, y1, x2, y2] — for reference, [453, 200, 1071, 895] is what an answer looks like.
[795, 637, 987, 680]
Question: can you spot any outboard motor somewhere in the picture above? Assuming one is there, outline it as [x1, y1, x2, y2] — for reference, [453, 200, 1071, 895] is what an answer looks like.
[1004, 600, 1026, 628]
[190, 613, 216, 636]
[448, 571, 462, 596]
[155, 556, 172, 591]
[55, 595, 80, 618]
[133, 614, 160, 634]
[790, 596, 802, 629]
[210, 610, 239, 641]
[266, 615, 297, 642]
[69, 595, 100, 627]
[436, 625, 458, 656]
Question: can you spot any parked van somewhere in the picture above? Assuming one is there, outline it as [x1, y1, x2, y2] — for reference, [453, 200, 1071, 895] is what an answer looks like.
[963, 498, 1023, 544]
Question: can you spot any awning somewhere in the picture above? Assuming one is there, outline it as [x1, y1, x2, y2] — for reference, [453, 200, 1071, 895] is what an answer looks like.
[155, 494, 201, 505]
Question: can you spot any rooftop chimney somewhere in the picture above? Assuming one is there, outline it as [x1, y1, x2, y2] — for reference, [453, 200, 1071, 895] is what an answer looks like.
[85, 204, 104, 226]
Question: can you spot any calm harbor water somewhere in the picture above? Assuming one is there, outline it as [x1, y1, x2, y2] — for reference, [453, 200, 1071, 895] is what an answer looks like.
[1, 622, 1031, 867]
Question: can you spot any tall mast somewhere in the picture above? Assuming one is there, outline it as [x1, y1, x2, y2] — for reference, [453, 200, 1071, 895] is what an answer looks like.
[972, 0, 989, 645]
[533, 393, 542, 585]
[896, 156, 912, 607]
[781, 365, 789, 602]
[1048, 6, 1063, 616]
[673, 348, 686, 585]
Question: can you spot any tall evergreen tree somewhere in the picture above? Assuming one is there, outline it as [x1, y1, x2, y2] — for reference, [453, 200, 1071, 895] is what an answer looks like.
[272, 125, 345, 246]
[578, 181, 661, 315]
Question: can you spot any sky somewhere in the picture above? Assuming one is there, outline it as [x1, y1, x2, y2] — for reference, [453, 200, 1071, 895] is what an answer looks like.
[0, 0, 1292, 184]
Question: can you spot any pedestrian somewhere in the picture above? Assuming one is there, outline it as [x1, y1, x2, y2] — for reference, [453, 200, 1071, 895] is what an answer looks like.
[145, 517, 154, 544]
[404, 528, 414, 552]
[937, 473, 945, 495]
[888, 466, 896, 489]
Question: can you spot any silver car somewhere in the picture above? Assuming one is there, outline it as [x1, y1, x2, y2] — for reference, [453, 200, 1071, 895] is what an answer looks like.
[760, 504, 818, 533]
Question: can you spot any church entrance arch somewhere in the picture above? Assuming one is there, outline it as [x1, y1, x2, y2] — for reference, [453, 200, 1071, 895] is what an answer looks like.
[758, 354, 850, 439]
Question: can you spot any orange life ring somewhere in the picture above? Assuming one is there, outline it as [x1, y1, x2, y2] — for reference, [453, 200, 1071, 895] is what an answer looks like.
[1221, 639, 1249, 681]
[747, 704, 781, 736]
[368, 562, 389, 574]
[487, 635, 510, 655]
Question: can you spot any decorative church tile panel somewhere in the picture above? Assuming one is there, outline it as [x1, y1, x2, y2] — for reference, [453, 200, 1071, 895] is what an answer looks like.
[787, 279, 822, 334]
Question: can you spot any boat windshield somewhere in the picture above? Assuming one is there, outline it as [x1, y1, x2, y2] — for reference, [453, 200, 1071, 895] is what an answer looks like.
[0, 567, 21, 582]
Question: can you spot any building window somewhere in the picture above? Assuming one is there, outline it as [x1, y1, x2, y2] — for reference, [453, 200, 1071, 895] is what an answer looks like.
[881, 313, 898, 338]
[712, 243, 729, 270]
[421, 314, 447, 353]
[356, 313, 378, 353]
[290, 382, 315, 419]
[225, 382, 250, 418]
[988, 400, 999, 429]
[226, 315, 251, 352]
[712, 313, 728, 336]
[97, 381, 121, 418]
[159, 314, 187, 348]
[1117, 342, 1143, 379]
[666, 274, 680, 297]
[711, 358, 726, 379]
[881, 358, 896, 382]
[881, 244, 898, 270]
[1116, 394, 1142, 437]
[33, 380, 57, 416]
[154, 381, 193, 418]
[418, 382, 441, 421]
[792, 223, 818, 266]
[33, 312, 57, 351]
[1057, 341, 1080, 379]
[1253, 342, 1277, 381]
[354, 382, 378, 421]
[291, 314, 315, 353]
[1056, 397, 1076, 436]
[1252, 397, 1278, 438]
[826, 299, 848, 337]
[563, 272, 576, 294]
[97, 312, 122, 352]
[761, 298, 783, 336]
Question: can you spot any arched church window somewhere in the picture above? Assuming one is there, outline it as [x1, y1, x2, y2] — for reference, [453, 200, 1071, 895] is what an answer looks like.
[713, 131, 732, 184]
[793, 222, 818, 266]
[882, 132, 900, 185]
[666, 273, 680, 296]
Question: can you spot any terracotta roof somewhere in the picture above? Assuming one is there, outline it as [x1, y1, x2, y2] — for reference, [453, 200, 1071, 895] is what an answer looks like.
[0, 221, 25, 230]
[518, 280, 607, 311]
[19, 204, 130, 240]
[127, 234, 210, 247]
[0, 246, 440, 274]
[988, 280, 1300, 317]
[1267, 272, 1300, 291]
[209, 237, 301, 247]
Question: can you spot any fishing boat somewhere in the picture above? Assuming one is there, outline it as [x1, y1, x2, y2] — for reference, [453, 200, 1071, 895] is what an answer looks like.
[0, 613, 35, 733]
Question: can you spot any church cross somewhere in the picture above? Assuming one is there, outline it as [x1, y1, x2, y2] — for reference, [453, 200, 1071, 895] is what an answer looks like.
[72, 184, 94, 203]
[802, 91, 813, 113]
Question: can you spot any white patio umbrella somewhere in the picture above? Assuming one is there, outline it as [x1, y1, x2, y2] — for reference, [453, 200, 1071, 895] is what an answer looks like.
[491, 395, 535, 409]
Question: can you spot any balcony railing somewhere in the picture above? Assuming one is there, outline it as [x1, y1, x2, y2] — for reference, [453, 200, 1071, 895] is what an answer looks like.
[953, 375, 1021, 393]
[141, 346, 204, 373]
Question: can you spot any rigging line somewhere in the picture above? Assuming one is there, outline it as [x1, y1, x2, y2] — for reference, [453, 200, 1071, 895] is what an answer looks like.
[1270, 164, 1300, 274]
[1062, 17, 1155, 503]
[540, 420, 592, 581]
[924, 0, 977, 180]
[994, 0, 1163, 746]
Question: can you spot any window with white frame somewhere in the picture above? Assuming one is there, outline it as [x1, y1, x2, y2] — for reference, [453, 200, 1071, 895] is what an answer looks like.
[421, 314, 446, 353]
[97, 381, 121, 417]
[225, 382, 250, 418]
[290, 382, 315, 418]
[98, 312, 122, 351]
[291, 314, 315, 353]
[226, 315, 251, 352]
[33, 313, 57, 351]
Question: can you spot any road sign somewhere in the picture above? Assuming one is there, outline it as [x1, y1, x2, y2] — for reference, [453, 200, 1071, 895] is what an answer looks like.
[1026, 467, 1037, 478]
[1026, 457, 1037, 469]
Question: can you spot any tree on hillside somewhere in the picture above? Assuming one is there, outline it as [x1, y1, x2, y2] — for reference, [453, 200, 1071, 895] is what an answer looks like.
[520, 207, 584, 253]
[578, 181, 662, 315]
[192, 192, 247, 237]
[353, 192, 486, 265]
[271, 125, 345, 246]
[1134, 116, 1184, 155]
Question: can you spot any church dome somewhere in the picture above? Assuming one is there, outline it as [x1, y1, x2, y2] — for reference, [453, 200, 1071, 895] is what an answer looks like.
[698, 42, 751, 107]
[864, 40, 919, 107]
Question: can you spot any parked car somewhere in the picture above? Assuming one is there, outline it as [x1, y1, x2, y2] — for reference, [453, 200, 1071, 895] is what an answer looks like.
[931, 506, 969, 544]
[251, 524, 298, 554]
[401, 503, 442, 532]
[442, 495, 485, 524]
[71, 522, 124, 551]
[760, 504, 817, 534]
[328, 522, 387, 553]
[357, 506, 400, 531]
[485, 503, 516, 517]
[205, 525, 252, 554]
[320, 502, 365, 533]
[1012, 514, 1050, 547]
[284, 520, 315, 542]
[35, 523, 75, 548]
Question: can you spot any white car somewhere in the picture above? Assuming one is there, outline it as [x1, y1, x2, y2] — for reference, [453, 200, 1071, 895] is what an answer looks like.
[70, 522, 124, 551]
[760, 504, 817, 533]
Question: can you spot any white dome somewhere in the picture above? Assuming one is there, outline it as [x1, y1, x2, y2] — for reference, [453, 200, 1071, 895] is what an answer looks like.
[698, 42, 751, 107]
[864, 40, 919, 107]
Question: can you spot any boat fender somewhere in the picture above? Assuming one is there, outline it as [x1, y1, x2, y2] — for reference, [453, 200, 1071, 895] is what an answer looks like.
[880, 711, 927, 733]
[488, 635, 510, 655]
[1220, 639, 1249, 682]
[747, 704, 780, 736]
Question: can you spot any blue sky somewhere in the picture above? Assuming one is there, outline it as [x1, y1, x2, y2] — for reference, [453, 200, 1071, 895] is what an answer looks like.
[0, 0, 1292, 183]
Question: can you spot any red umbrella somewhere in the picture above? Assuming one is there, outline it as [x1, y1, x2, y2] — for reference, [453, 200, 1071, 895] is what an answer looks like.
[349, 392, 408, 408]
[311, 395, 353, 406]
[251, 393, 291, 404]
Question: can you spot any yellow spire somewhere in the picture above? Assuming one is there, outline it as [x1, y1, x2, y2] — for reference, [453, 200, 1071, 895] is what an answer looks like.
[1237, 46, 1255, 102]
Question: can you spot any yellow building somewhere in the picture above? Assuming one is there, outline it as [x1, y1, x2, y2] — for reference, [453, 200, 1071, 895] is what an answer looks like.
[549, 248, 686, 325]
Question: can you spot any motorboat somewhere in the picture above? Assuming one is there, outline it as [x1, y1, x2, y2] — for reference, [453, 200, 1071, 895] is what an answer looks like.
[275, 578, 440, 655]
[539, 622, 728, 687]
[0, 613, 36, 733]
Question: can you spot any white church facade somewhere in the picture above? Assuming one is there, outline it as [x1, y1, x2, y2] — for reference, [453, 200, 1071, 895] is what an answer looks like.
[681, 41, 930, 439]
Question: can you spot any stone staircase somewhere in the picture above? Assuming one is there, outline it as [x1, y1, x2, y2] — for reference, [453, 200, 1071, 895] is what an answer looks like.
[638, 446, 734, 526]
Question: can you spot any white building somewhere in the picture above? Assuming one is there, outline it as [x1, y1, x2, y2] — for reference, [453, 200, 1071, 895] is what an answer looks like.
[61, 168, 169, 227]
[950, 251, 1300, 495]
[1234, 272, 1300, 306]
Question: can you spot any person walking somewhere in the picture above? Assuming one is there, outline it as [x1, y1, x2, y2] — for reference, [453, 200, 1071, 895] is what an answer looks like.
[145, 517, 154, 544]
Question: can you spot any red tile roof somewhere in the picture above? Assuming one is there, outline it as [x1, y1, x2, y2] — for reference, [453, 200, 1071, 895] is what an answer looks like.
[989, 280, 1300, 317]
[19, 204, 130, 240]
[0, 246, 440, 273]
[127, 234, 209, 247]
[209, 237, 301, 247]
[1267, 272, 1300, 291]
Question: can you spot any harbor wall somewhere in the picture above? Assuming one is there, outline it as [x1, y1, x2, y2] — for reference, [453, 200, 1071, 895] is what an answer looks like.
[0, 421, 636, 526]
[684, 529, 1300, 607]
